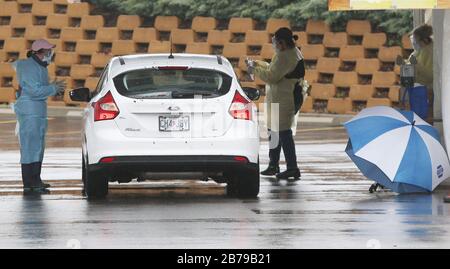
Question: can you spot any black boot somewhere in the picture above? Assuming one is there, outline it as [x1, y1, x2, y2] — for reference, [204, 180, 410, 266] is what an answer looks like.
[276, 168, 301, 181]
[21, 163, 34, 190]
[261, 165, 280, 176]
[35, 162, 51, 189]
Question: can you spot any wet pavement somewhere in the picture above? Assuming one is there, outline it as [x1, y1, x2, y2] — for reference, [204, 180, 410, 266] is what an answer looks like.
[0, 114, 450, 248]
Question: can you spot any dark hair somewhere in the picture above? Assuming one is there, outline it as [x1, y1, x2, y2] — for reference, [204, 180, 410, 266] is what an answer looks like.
[274, 27, 298, 48]
[413, 24, 433, 45]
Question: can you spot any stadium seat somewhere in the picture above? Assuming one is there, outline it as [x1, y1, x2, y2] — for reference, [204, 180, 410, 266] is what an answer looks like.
[61, 27, 84, 41]
[223, 43, 248, 59]
[46, 14, 70, 29]
[185, 43, 211, 54]
[24, 25, 47, 40]
[302, 44, 325, 60]
[0, 63, 15, 77]
[316, 57, 341, 74]
[323, 32, 348, 48]
[402, 34, 413, 50]
[388, 85, 401, 102]
[85, 76, 100, 91]
[0, 1, 18, 16]
[111, 40, 136, 56]
[333, 71, 358, 87]
[260, 44, 274, 60]
[362, 33, 386, 49]
[70, 64, 94, 79]
[349, 85, 375, 101]
[367, 97, 392, 107]
[346, 20, 371, 36]
[305, 70, 319, 83]
[294, 31, 308, 47]
[306, 20, 330, 35]
[55, 52, 78, 66]
[148, 41, 171, 53]
[171, 29, 195, 44]
[0, 26, 12, 39]
[117, 15, 141, 30]
[4, 38, 28, 53]
[327, 97, 352, 114]
[91, 53, 112, 68]
[266, 18, 290, 34]
[81, 15, 104, 29]
[0, 88, 16, 103]
[300, 96, 314, 113]
[10, 13, 33, 28]
[229, 18, 255, 33]
[31, 1, 53, 16]
[207, 30, 231, 45]
[356, 58, 380, 75]
[378, 46, 403, 62]
[154, 16, 179, 31]
[67, 2, 91, 17]
[132, 28, 157, 42]
[96, 27, 120, 42]
[339, 45, 365, 61]
[192, 16, 217, 32]
[245, 31, 270, 46]
[75, 40, 99, 55]
[372, 71, 397, 87]
[310, 83, 336, 99]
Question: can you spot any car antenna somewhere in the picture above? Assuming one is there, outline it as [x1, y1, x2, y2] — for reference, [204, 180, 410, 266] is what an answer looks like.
[168, 36, 174, 59]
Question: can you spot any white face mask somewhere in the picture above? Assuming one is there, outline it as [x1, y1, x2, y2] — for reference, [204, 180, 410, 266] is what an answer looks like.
[43, 50, 54, 64]
[410, 35, 421, 51]
[272, 37, 280, 53]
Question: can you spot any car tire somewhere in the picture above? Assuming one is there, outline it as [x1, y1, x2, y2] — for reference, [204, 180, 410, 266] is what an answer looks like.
[226, 161, 260, 199]
[82, 154, 108, 199]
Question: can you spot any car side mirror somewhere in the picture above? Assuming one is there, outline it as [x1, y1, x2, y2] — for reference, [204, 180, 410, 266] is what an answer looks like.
[70, 87, 91, 102]
[242, 87, 260, 101]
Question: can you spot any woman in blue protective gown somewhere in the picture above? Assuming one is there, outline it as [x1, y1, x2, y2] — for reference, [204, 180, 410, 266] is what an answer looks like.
[13, 39, 65, 193]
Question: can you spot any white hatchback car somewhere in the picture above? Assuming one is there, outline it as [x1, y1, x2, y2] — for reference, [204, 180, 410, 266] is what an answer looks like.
[70, 53, 260, 199]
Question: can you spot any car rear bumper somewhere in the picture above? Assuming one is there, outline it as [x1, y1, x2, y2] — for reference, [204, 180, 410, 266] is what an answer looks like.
[89, 155, 259, 175]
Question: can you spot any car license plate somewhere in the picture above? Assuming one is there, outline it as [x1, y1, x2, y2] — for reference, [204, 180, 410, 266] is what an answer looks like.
[159, 115, 190, 132]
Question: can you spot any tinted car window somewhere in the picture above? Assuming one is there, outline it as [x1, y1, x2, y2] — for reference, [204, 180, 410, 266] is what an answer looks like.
[113, 68, 232, 99]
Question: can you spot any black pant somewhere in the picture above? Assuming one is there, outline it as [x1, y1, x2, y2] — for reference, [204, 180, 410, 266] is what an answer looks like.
[268, 129, 298, 170]
[21, 162, 42, 188]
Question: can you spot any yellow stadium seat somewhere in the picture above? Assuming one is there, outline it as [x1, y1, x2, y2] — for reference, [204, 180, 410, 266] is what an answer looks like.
[306, 20, 330, 35]
[61, 27, 83, 41]
[260, 44, 274, 60]
[70, 64, 94, 79]
[327, 97, 352, 114]
[0, 88, 16, 103]
[367, 97, 392, 107]
[207, 30, 231, 45]
[223, 43, 247, 59]
[346, 20, 371, 36]
[76, 40, 99, 55]
[349, 85, 375, 101]
[67, 2, 91, 17]
[0, 1, 18, 16]
[117, 15, 141, 30]
[388, 85, 401, 102]
[317, 57, 341, 74]
[96, 27, 120, 42]
[310, 83, 336, 99]
[148, 41, 171, 53]
[81, 15, 104, 30]
[171, 29, 195, 45]
[192, 16, 217, 33]
[301, 44, 325, 60]
[294, 31, 308, 47]
[91, 53, 112, 68]
[31, 1, 53, 16]
[378, 46, 403, 62]
[245, 31, 269, 46]
[11, 13, 33, 28]
[323, 32, 348, 48]
[0, 26, 12, 39]
[372, 71, 397, 87]
[300, 96, 313, 113]
[185, 43, 211, 54]
[362, 33, 386, 49]
[229, 18, 255, 33]
[111, 40, 136, 56]
[154, 16, 179, 32]
[266, 18, 290, 34]
[305, 70, 319, 83]
[132, 28, 157, 42]
[4, 38, 28, 53]
[46, 14, 70, 29]
[55, 52, 78, 66]
[24, 25, 47, 40]
[339, 45, 364, 61]
[356, 58, 380, 75]
[333, 71, 358, 87]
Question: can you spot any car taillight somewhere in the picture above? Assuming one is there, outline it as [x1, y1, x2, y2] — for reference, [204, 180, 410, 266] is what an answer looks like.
[229, 91, 252, 121]
[94, 91, 120, 122]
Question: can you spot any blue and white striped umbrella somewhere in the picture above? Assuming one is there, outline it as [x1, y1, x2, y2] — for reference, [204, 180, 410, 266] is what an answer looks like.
[345, 106, 450, 193]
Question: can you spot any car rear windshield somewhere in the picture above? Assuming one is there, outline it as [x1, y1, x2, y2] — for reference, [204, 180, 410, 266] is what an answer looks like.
[113, 67, 232, 99]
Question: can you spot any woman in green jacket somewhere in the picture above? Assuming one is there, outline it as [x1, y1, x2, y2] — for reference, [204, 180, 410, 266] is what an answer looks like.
[251, 27, 305, 181]
[410, 24, 433, 123]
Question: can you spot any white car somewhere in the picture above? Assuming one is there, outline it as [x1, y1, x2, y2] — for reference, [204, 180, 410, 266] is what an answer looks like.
[70, 53, 260, 199]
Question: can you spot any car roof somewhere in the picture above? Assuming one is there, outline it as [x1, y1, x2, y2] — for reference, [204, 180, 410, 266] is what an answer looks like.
[108, 53, 235, 78]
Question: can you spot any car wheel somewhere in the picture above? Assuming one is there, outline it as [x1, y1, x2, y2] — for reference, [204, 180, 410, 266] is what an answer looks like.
[226, 161, 260, 199]
[83, 155, 108, 199]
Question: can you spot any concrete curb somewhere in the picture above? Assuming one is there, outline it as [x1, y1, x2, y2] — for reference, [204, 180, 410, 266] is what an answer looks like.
[0, 105, 353, 125]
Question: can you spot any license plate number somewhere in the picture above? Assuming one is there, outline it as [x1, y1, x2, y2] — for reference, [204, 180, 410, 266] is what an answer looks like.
[159, 115, 190, 132]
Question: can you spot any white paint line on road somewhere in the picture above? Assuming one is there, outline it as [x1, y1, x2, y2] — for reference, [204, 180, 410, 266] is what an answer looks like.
[66, 111, 83, 117]
[0, 108, 13, 114]
[299, 116, 334, 123]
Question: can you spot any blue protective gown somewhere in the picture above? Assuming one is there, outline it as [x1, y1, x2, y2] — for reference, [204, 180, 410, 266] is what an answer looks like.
[14, 56, 56, 164]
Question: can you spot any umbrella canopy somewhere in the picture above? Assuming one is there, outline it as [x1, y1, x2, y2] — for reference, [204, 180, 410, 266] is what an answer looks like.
[345, 106, 450, 193]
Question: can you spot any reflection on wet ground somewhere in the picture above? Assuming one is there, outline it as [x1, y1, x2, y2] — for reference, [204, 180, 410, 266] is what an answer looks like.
[0, 115, 450, 248]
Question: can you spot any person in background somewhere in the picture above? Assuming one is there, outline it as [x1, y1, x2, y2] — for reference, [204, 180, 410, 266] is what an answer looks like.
[13, 39, 66, 194]
[409, 24, 433, 124]
[248, 27, 305, 181]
